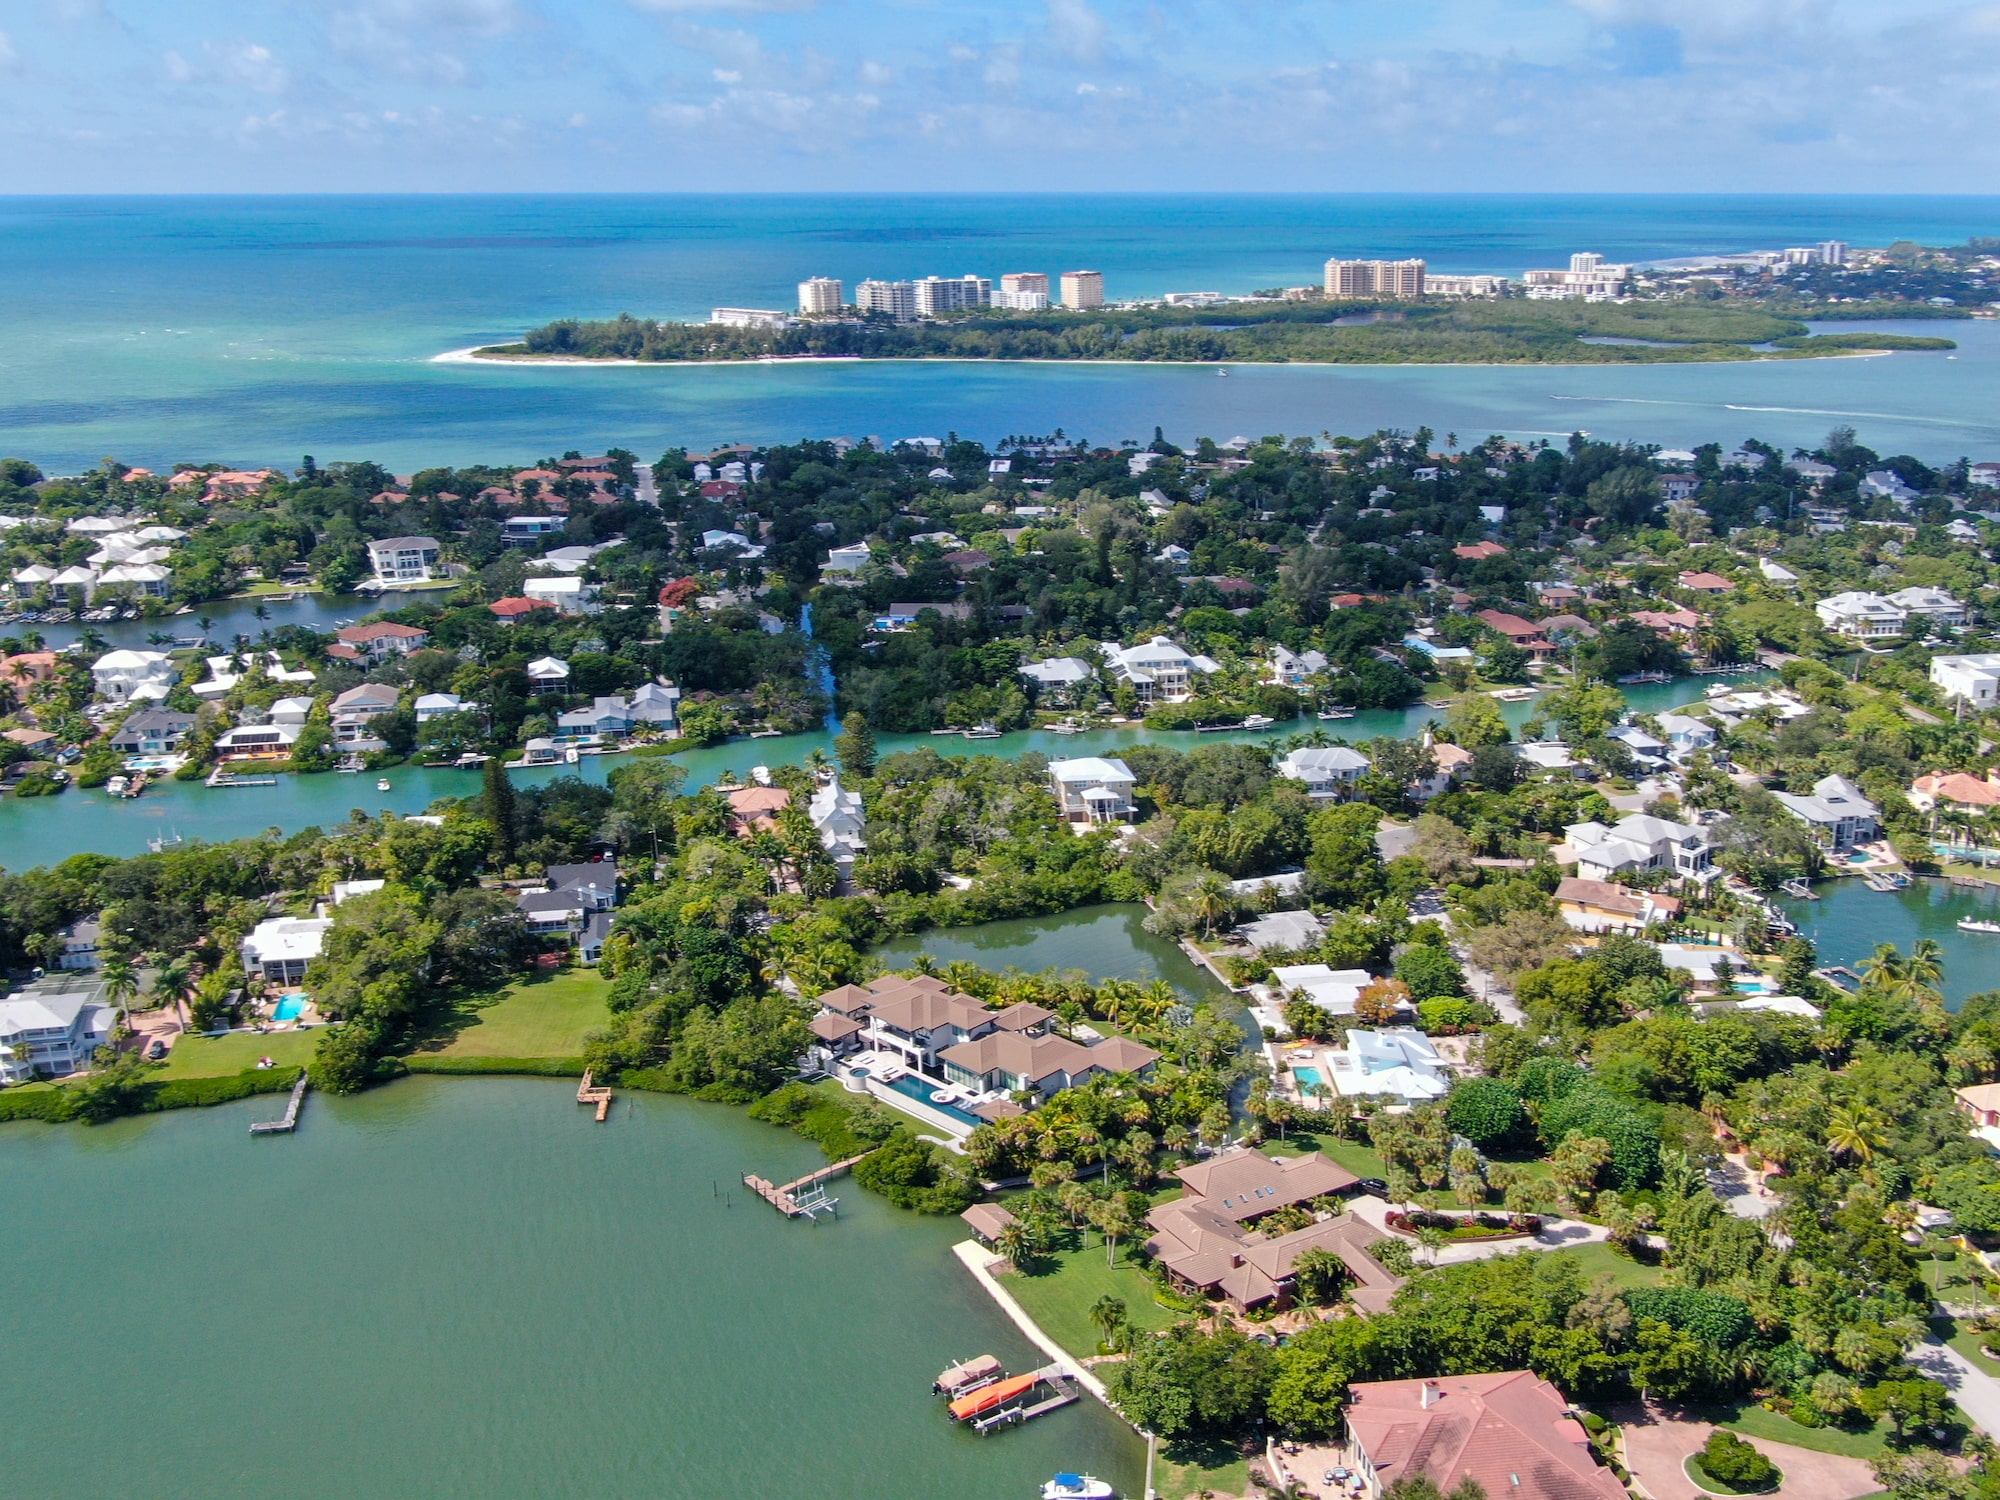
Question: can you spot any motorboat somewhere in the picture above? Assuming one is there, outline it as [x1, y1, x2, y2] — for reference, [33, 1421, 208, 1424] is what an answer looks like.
[963, 724, 1002, 739]
[564, 746, 581, 764]
[105, 776, 128, 797]
[1318, 706, 1355, 720]
[934, 1354, 1005, 1398]
[1241, 714, 1275, 729]
[1960, 919, 2000, 934]
[1042, 1475, 1115, 1499]
[376, 777, 392, 792]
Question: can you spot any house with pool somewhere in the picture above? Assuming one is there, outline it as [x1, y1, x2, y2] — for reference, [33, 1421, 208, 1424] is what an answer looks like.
[807, 974, 1159, 1132]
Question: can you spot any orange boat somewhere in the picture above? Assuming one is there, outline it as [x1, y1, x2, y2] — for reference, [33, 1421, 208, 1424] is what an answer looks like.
[948, 1372, 1039, 1422]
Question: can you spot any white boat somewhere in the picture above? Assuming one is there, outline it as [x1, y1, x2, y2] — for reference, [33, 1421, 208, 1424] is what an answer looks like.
[1043, 1476, 1114, 1500]
[1960, 919, 2000, 934]
[1241, 714, 1275, 729]
[376, 777, 392, 791]
[963, 724, 1001, 739]
[1318, 707, 1355, 720]
[564, 747, 581, 764]
[105, 776, 128, 797]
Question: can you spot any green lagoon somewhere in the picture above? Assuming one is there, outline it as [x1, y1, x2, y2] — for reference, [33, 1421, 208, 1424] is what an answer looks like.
[4, 1076, 1144, 1499]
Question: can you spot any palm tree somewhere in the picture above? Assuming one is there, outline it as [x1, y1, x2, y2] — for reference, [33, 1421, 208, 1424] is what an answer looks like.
[1290, 1247, 1349, 1306]
[907, 952, 940, 978]
[100, 957, 141, 1031]
[1058, 1179, 1094, 1229]
[1162, 1123, 1193, 1158]
[1857, 942, 1906, 992]
[1826, 1104, 1887, 1165]
[1091, 1197, 1137, 1268]
[1188, 870, 1233, 940]
[78, 626, 107, 653]
[993, 1221, 1034, 1268]
[195, 615, 213, 639]
[1088, 1294, 1128, 1351]
[1414, 1224, 1449, 1267]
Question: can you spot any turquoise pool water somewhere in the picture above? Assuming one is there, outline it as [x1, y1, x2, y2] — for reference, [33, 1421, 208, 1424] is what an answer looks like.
[272, 995, 306, 1022]
[1293, 1066, 1325, 1089]
[882, 1072, 984, 1127]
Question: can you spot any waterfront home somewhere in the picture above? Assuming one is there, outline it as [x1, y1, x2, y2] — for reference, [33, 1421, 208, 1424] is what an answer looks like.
[937, 1028, 1161, 1101]
[1318, 1027, 1450, 1103]
[1605, 724, 1667, 771]
[723, 785, 792, 837]
[1815, 590, 1908, 639]
[54, 917, 102, 971]
[91, 649, 177, 704]
[109, 709, 196, 756]
[241, 916, 332, 985]
[1047, 756, 1138, 827]
[367, 535, 442, 583]
[1236, 910, 1325, 953]
[1516, 742, 1584, 777]
[1656, 712, 1718, 762]
[809, 777, 867, 874]
[1267, 644, 1329, 685]
[1099, 636, 1217, 703]
[1559, 814, 1715, 884]
[521, 737, 560, 765]
[1910, 771, 2000, 815]
[330, 683, 400, 751]
[1340, 1372, 1625, 1500]
[196, 649, 316, 698]
[334, 621, 431, 661]
[212, 722, 301, 757]
[526, 657, 570, 696]
[1700, 688, 1812, 730]
[0, 975, 116, 1082]
[1555, 877, 1681, 933]
[1888, 586, 1968, 628]
[1018, 655, 1096, 702]
[1771, 773, 1880, 849]
[1268, 964, 1375, 1018]
[523, 576, 601, 616]
[1627, 606, 1703, 640]
[1473, 610, 1552, 657]
[1537, 613, 1598, 643]
[556, 696, 636, 739]
[627, 681, 680, 729]
[1142, 1151, 1400, 1314]
[414, 692, 470, 724]
[1276, 746, 1370, 800]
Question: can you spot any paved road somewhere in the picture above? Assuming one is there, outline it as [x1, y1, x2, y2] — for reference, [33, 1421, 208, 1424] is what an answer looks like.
[1912, 1336, 2000, 1438]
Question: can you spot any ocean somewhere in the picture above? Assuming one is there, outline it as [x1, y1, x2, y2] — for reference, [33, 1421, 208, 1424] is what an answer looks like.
[3, 193, 2000, 470]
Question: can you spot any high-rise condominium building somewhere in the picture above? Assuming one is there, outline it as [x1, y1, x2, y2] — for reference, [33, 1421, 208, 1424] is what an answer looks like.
[913, 275, 992, 316]
[798, 277, 844, 314]
[1521, 252, 1631, 301]
[1001, 273, 1050, 296]
[1060, 270, 1105, 309]
[854, 280, 918, 319]
[1818, 241, 1849, 266]
[1322, 258, 1428, 299]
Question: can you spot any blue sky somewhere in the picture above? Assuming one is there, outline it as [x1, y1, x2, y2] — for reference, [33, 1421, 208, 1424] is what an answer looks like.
[1, 0, 1991, 192]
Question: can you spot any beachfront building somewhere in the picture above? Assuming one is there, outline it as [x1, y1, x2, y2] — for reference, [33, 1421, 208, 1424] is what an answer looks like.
[1816, 590, 1908, 639]
[1047, 756, 1138, 827]
[1560, 814, 1716, 884]
[0, 975, 117, 1082]
[1771, 774, 1880, 850]
[854, 280, 918, 319]
[1059, 270, 1104, 308]
[91, 649, 177, 704]
[1323, 258, 1426, 298]
[1523, 251, 1632, 301]
[366, 536, 441, 584]
[1100, 636, 1217, 703]
[798, 277, 844, 314]
[1340, 1372, 1626, 1500]
[241, 916, 332, 985]
[1142, 1150, 1403, 1314]
[1276, 746, 1370, 800]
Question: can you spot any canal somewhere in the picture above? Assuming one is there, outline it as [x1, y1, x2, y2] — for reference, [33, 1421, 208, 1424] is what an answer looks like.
[0, 672, 1765, 870]
[1779, 876, 2000, 1007]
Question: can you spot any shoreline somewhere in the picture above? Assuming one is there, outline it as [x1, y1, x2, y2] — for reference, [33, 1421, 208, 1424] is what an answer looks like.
[434, 344, 1893, 371]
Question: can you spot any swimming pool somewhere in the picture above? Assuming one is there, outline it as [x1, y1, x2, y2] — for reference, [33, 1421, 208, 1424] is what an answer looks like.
[1293, 1066, 1325, 1090]
[883, 1072, 985, 1127]
[272, 995, 307, 1021]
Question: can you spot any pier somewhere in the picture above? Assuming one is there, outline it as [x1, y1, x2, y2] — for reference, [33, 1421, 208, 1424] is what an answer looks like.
[207, 768, 277, 788]
[969, 1366, 1083, 1434]
[743, 1153, 872, 1220]
[577, 1070, 613, 1121]
[249, 1072, 308, 1135]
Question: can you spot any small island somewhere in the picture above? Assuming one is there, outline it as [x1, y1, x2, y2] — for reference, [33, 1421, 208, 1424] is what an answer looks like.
[469, 299, 1956, 368]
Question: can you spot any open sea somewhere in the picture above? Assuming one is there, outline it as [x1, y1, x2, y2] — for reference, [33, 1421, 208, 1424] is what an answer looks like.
[4, 193, 2000, 470]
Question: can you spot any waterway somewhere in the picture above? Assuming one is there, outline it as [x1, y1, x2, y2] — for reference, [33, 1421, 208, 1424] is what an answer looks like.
[0, 673, 1759, 871]
[1, 1075, 1145, 1499]
[874, 903, 1232, 1002]
[12, 587, 452, 654]
[1779, 877, 2000, 1006]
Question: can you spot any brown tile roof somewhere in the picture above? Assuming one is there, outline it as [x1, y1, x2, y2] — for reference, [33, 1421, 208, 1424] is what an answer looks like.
[960, 1203, 1018, 1244]
[1173, 1149, 1358, 1222]
[869, 989, 995, 1037]
[989, 1003, 1056, 1032]
[336, 622, 429, 643]
[1344, 1371, 1624, 1500]
[1474, 609, 1543, 642]
[1143, 1203, 1401, 1311]
[1454, 541, 1508, 560]
[810, 1012, 864, 1042]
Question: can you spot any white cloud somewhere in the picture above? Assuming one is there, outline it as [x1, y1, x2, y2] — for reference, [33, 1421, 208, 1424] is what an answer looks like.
[568, 111, 588, 126]
[859, 59, 891, 86]
[713, 67, 742, 82]
[1045, 0, 1106, 62]
[206, 41, 290, 94]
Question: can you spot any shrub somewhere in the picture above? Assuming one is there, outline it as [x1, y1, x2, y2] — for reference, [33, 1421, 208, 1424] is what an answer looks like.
[1396, 944, 1468, 1001]
[1537, 1085, 1660, 1189]
[399, 1055, 584, 1077]
[1696, 1431, 1778, 1492]
[1444, 1077, 1528, 1147]
[0, 1086, 74, 1123]
[1625, 1286, 1753, 1348]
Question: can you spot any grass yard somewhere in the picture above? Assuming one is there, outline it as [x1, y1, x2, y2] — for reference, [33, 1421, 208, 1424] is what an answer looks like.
[159, 1028, 322, 1080]
[1000, 1240, 1186, 1361]
[1934, 1315, 2000, 1378]
[1156, 1452, 1249, 1500]
[1722, 1402, 1894, 1460]
[1533, 1240, 1668, 1290]
[412, 970, 613, 1059]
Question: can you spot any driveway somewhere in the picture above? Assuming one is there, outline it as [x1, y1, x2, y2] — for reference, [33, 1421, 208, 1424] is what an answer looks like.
[1911, 1336, 2000, 1439]
[1709, 1154, 1779, 1220]
[1611, 1401, 1877, 1500]
[1343, 1195, 1611, 1265]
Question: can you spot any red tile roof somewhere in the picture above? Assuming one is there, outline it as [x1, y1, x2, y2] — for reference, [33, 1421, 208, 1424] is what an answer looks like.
[1454, 541, 1508, 560]
[1345, 1371, 1625, 1500]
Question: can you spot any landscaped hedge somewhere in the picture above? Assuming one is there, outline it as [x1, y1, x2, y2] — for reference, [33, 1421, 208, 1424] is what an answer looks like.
[0, 1066, 302, 1125]
[397, 1055, 585, 1077]
[0, 1086, 74, 1123]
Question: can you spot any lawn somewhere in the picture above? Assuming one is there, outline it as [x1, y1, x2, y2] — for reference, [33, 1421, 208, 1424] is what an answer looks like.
[159, 1028, 322, 1080]
[1000, 1240, 1186, 1361]
[1533, 1240, 1668, 1290]
[1157, 1451, 1250, 1500]
[410, 970, 613, 1059]
[1933, 1315, 2000, 1378]
[1721, 1402, 1894, 1460]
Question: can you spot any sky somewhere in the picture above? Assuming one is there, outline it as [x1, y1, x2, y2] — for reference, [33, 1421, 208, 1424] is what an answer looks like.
[2, 0, 1997, 193]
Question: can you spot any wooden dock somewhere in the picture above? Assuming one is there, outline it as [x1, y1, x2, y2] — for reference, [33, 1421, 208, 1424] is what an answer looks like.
[577, 1070, 613, 1121]
[743, 1153, 873, 1219]
[249, 1072, 308, 1135]
[971, 1366, 1082, 1434]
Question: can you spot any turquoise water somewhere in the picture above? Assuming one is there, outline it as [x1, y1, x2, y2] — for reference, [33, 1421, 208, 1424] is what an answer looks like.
[1779, 877, 2000, 1005]
[0, 1076, 1144, 1498]
[1293, 1067, 1325, 1089]
[5, 195, 2000, 469]
[0, 672, 1756, 870]
[272, 995, 306, 1021]
[885, 1072, 985, 1127]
